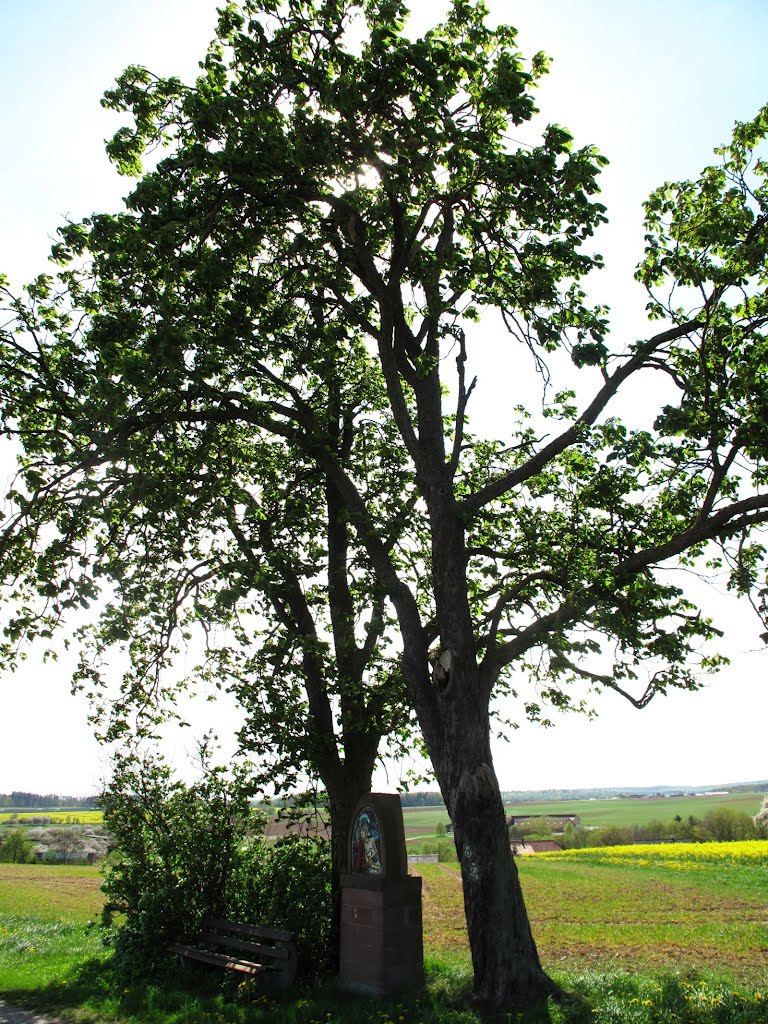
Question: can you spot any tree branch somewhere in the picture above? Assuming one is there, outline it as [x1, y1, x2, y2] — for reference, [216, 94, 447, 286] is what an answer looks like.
[459, 319, 704, 515]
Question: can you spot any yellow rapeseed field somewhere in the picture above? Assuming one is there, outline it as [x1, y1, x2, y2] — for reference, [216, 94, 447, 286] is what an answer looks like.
[0, 810, 103, 825]
[543, 839, 768, 868]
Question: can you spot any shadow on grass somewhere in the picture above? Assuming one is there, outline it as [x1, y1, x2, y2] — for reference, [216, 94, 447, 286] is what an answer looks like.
[0, 955, 225, 1023]
[2, 953, 483, 1024]
[0, 955, 602, 1024]
[6, 955, 766, 1024]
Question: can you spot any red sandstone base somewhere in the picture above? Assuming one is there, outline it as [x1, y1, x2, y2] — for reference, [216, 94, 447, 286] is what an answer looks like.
[338, 874, 423, 996]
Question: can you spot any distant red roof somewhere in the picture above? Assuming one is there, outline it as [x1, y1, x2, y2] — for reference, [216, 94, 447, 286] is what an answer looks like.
[511, 840, 562, 855]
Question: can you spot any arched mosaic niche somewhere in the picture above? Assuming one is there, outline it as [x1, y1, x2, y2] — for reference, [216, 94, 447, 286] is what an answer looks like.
[350, 805, 383, 875]
[347, 793, 408, 879]
[340, 793, 422, 996]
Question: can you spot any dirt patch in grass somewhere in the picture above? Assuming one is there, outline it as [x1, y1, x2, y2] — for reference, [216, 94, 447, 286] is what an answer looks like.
[541, 935, 768, 981]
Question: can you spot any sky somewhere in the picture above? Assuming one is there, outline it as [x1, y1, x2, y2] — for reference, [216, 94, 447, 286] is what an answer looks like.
[0, 1, 767, 798]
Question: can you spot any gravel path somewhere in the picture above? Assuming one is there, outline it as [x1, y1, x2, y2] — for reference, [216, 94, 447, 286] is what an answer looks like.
[0, 1002, 65, 1024]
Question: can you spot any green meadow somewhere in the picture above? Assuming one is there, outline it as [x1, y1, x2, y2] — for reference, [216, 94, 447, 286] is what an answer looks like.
[1, 843, 767, 1023]
[400, 791, 766, 839]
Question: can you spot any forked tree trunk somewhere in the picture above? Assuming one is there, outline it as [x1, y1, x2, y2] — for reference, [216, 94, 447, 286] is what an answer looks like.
[407, 479, 550, 1008]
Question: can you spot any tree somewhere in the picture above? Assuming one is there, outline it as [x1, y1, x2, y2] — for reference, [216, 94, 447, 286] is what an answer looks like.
[0, 827, 34, 864]
[702, 807, 757, 842]
[0, 326, 412, 938]
[754, 796, 768, 838]
[3, 0, 768, 1008]
[561, 820, 589, 850]
[41, 826, 91, 863]
[1, 252, 418, 937]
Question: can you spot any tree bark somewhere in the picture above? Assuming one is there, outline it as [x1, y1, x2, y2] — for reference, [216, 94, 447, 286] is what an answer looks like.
[321, 741, 378, 971]
[450, 753, 546, 1006]
[415, 672, 548, 1007]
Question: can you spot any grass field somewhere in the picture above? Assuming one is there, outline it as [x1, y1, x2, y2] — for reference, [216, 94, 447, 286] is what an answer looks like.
[401, 791, 766, 841]
[1, 841, 766, 1021]
[0, 865, 104, 921]
[0, 863, 107, 996]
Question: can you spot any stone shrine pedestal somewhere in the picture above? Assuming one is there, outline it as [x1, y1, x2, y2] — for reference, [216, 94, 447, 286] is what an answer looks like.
[338, 793, 423, 996]
[339, 873, 423, 996]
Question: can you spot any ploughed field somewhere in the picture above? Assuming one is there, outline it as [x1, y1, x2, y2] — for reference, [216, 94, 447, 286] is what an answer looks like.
[417, 841, 768, 982]
[0, 864, 103, 921]
[2, 841, 766, 988]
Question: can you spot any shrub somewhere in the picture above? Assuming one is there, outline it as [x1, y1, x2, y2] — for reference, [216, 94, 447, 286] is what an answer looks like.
[100, 747, 254, 978]
[702, 807, 758, 842]
[437, 840, 458, 863]
[408, 838, 456, 862]
[562, 821, 591, 849]
[100, 746, 334, 982]
[591, 825, 634, 847]
[229, 834, 333, 978]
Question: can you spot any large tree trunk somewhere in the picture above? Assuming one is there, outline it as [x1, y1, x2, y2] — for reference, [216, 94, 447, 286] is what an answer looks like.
[372, 331, 551, 1007]
[410, 457, 549, 1007]
[326, 773, 364, 882]
[449, 754, 546, 1006]
[416, 675, 548, 1007]
[406, 649, 549, 1006]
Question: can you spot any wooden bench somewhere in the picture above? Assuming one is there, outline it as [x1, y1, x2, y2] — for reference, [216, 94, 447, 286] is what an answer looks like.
[168, 916, 298, 990]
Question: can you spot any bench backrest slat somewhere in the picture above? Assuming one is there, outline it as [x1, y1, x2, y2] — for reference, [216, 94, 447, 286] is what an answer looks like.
[204, 916, 293, 944]
[198, 932, 292, 961]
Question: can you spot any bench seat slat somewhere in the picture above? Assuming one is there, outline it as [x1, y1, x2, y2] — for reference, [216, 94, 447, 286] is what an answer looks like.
[168, 943, 277, 975]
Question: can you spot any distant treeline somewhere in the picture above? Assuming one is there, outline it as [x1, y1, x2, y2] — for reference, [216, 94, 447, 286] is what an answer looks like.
[503, 789, 624, 804]
[398, 789, 636, 807]
[402, 784, 768, 806]
[0, 792, 99, 809]
[502, 784, 768, 803]
[399, 791, 444, 807]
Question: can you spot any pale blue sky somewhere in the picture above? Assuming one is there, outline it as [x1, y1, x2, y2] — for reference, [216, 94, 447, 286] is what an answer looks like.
[1, 2, 767, 795]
